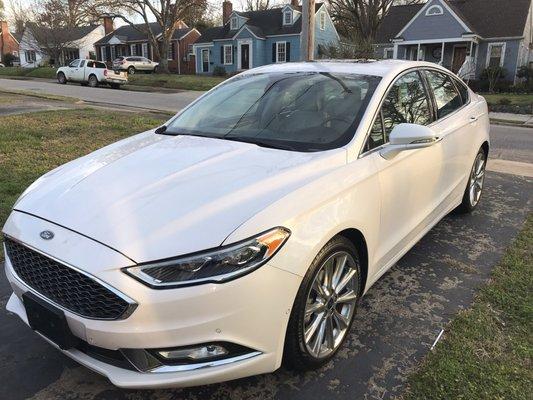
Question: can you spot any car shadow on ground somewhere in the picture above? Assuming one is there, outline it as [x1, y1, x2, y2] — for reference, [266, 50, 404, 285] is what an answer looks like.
[0, 172, 531, 400]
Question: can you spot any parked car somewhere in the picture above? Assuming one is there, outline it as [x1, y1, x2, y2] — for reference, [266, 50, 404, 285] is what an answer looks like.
[0, 63, 5, 67]
[112, 56, 159, 74]
[56, 59, 128, 89]
[3, 60, 489, 389]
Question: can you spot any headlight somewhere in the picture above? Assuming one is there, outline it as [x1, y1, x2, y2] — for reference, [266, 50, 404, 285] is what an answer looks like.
[123, 227, 290, 288]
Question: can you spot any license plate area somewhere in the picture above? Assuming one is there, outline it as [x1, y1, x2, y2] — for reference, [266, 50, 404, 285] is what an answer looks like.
[22, 292, 79, 350]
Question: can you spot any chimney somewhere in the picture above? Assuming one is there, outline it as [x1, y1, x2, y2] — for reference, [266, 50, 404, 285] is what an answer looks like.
[0, 21, 8, 35]
[291, 0, 298, 7]
[223, 1, 233, 25]
[102, 16, 114, 35]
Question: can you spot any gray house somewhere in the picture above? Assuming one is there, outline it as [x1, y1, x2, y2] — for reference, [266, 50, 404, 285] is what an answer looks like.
[374, 0, 532, 83]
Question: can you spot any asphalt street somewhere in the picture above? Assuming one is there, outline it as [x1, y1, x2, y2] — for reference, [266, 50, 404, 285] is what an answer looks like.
[0, 81, 531, 399]
[0, 77, 202, 113]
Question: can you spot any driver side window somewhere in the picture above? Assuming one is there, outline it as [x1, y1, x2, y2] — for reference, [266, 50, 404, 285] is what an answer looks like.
[68, 60, 80, 68]
[364, 71, 432, 152]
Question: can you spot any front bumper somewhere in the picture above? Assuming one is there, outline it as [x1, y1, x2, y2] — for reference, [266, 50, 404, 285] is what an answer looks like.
[3, 211, 302, 388]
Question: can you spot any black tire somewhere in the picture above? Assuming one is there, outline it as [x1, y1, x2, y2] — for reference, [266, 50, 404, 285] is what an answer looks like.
[57, 72, 67, 84]
[455, 147, 487, 214]
[283, 235, 362, 370]
[127, 66, 135, 75]
[88, 74, 98, 88]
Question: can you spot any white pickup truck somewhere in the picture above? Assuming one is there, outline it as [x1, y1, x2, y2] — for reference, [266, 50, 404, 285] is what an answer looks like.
[56, 59, 128, 89]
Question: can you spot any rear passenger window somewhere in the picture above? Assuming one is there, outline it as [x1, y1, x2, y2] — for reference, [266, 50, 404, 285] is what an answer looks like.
[364, 71, 432, 152]
[455, 78, 469, 104]
[425, 71, 463, 119]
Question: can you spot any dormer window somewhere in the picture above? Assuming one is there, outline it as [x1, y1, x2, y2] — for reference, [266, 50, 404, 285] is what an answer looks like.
[319, 11, 326, 30]
[230, 16, 238, 30]
[283, 10, 292, 25]
[425, 5, 443, 16]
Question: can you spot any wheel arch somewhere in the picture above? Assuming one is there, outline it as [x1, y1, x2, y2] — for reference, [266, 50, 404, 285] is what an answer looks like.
[337, 228, 368, 295]
[481, 140, 489, 157]
[88, 73, 98, 81]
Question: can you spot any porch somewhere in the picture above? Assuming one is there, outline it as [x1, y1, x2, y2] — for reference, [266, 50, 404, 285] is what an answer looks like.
[393, 38, 479, 79]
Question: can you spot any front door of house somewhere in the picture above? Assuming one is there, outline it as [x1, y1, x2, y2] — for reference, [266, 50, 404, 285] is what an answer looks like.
[241, 44, 250, 69]
[452, 46, 467, 73]
[201, 49, 209, 73]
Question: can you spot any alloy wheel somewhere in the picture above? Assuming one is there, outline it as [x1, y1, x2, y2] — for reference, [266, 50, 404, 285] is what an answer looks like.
[303, 251, 359, 359]
[469, 152, 486, 207]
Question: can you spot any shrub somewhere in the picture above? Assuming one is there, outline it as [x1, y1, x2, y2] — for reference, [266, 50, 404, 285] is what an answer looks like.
[2, 53, 17, 67]
[480, 66, 507, 93]
[498, 97, 512, 105]
[516, 65, 531, 84]
[212, 65, 226, 77]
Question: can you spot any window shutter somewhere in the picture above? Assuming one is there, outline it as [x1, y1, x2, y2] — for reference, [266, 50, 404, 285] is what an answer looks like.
[137, 44, 142, 56]
[171, 42, 176, 60]
[232, 46, 235, 64]
[272, 43, 276, 62]
[286, 42, 291, 62]
[220, 46, 224, 64]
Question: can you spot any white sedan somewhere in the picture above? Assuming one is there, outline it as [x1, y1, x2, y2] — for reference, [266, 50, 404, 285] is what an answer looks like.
[3, 60, 489, 388]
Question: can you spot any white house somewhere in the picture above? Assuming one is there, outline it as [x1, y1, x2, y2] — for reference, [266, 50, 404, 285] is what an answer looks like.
[19, 23, 105, 68]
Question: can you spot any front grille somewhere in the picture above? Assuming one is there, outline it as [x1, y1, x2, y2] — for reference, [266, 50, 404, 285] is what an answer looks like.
[4, 238, 134, 320]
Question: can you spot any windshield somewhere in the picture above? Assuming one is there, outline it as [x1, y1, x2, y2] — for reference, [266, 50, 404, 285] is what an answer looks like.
[165, 72, 381, 152]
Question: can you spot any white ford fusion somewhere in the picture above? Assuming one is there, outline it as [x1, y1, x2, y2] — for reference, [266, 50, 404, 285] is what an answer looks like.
[3, 60, 489, 388]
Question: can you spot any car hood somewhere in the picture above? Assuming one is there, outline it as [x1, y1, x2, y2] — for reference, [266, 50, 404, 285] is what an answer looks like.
[13, 131, 346, 263]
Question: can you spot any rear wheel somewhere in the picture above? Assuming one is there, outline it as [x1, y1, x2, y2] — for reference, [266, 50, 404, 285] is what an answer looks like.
[57, 72, 66, 84]
[88, 75, 98, 88]
[456, 147, 487, 213]
[284, 236, 361, 370]
[127, 66, 135, 75]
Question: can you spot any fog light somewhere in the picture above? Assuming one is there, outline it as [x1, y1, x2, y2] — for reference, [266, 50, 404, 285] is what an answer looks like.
[157, 344, 228, 361]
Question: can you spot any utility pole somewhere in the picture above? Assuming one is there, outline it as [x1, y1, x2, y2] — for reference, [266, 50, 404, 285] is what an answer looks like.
[301, 0, 315, 61]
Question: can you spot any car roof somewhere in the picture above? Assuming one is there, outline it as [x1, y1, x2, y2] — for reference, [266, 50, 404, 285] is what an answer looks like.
[242, 60, 449, 80]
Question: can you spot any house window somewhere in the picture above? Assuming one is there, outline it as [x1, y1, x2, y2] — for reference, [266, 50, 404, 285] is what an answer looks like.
[188, 44, 194, 55]
[384, 48, 394, 59]
[223, 45, 233, 65]
[110, 45, 116, 60]
[487, 42, 505, 68]
[130, 44, 136, 56]
[276, 42, 286, 63]
[168, 43, 173, 60]
[25, 50, 36, 62]
[230, 17, 238, 30]
[319, 12, 326, 30]
[100, 46, 106, 61]
[117, 46, 123, 57]
[284, 11, 292, 25]
[142, 43, 149, 58]
[425, 5, 443, 16]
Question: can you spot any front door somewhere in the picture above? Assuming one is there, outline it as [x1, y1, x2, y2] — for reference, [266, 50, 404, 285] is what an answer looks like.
[241, 44, 250, 69]
[201, 49, 209, 73]
[452, 46, 467, 73]
[364, 70, 441, 273]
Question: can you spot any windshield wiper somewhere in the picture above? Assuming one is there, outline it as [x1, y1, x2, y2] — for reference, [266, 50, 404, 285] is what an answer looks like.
[223, 136, 297, 151]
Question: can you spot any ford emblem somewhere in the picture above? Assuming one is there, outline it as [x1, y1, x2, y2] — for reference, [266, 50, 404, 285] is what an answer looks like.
[40, 230, 54, 240]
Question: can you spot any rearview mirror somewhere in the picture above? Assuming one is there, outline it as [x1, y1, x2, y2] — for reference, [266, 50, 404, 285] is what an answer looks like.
[380, 123, 439, 160]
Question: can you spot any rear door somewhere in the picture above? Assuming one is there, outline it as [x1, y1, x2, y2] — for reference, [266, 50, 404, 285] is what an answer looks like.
[422, 69, 477, 204]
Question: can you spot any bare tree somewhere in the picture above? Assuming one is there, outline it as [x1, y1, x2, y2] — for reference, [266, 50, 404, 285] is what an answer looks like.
[244, 0, 271, 11]
[101, 0, 207, 74]
[8, 0, 30, 34]
[328, 0, 423, 42]
[25, 0, 85, 66]
[0, 0, 5, 20]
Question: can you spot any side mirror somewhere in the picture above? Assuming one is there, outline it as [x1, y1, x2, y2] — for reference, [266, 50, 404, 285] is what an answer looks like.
[380, 123, 440, 160]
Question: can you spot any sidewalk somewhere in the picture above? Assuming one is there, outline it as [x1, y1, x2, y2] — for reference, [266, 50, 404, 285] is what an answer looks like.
[489, 112, 533, 128]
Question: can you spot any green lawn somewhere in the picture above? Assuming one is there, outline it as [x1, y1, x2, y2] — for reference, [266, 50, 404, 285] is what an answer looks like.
[128, 73, 226, 91]
[404, 215, 533, 399]
[0, 109, 162, 236]
[0, 67, 57, 79]
[482, 93, 533, 107]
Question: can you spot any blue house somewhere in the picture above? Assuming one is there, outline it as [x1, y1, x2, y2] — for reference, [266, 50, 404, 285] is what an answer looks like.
[374, 0, 532, 84]
[193, 1, 339, 74]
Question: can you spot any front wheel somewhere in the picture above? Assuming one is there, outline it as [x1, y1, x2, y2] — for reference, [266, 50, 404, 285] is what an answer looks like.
[284, 236, 361, 370]
[456, 147, 487, 213]
[57, 72, 66, 84]
[127, 66, 135, 75]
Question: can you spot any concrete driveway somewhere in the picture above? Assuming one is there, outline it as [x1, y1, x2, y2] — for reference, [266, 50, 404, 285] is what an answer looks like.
[0, 78, 202, 113]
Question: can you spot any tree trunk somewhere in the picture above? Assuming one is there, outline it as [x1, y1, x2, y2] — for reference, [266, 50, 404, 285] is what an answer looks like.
[155, 38, 170, 74]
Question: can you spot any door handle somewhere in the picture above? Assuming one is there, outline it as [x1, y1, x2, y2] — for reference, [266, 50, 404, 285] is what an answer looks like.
[469, 116, 478, 123]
